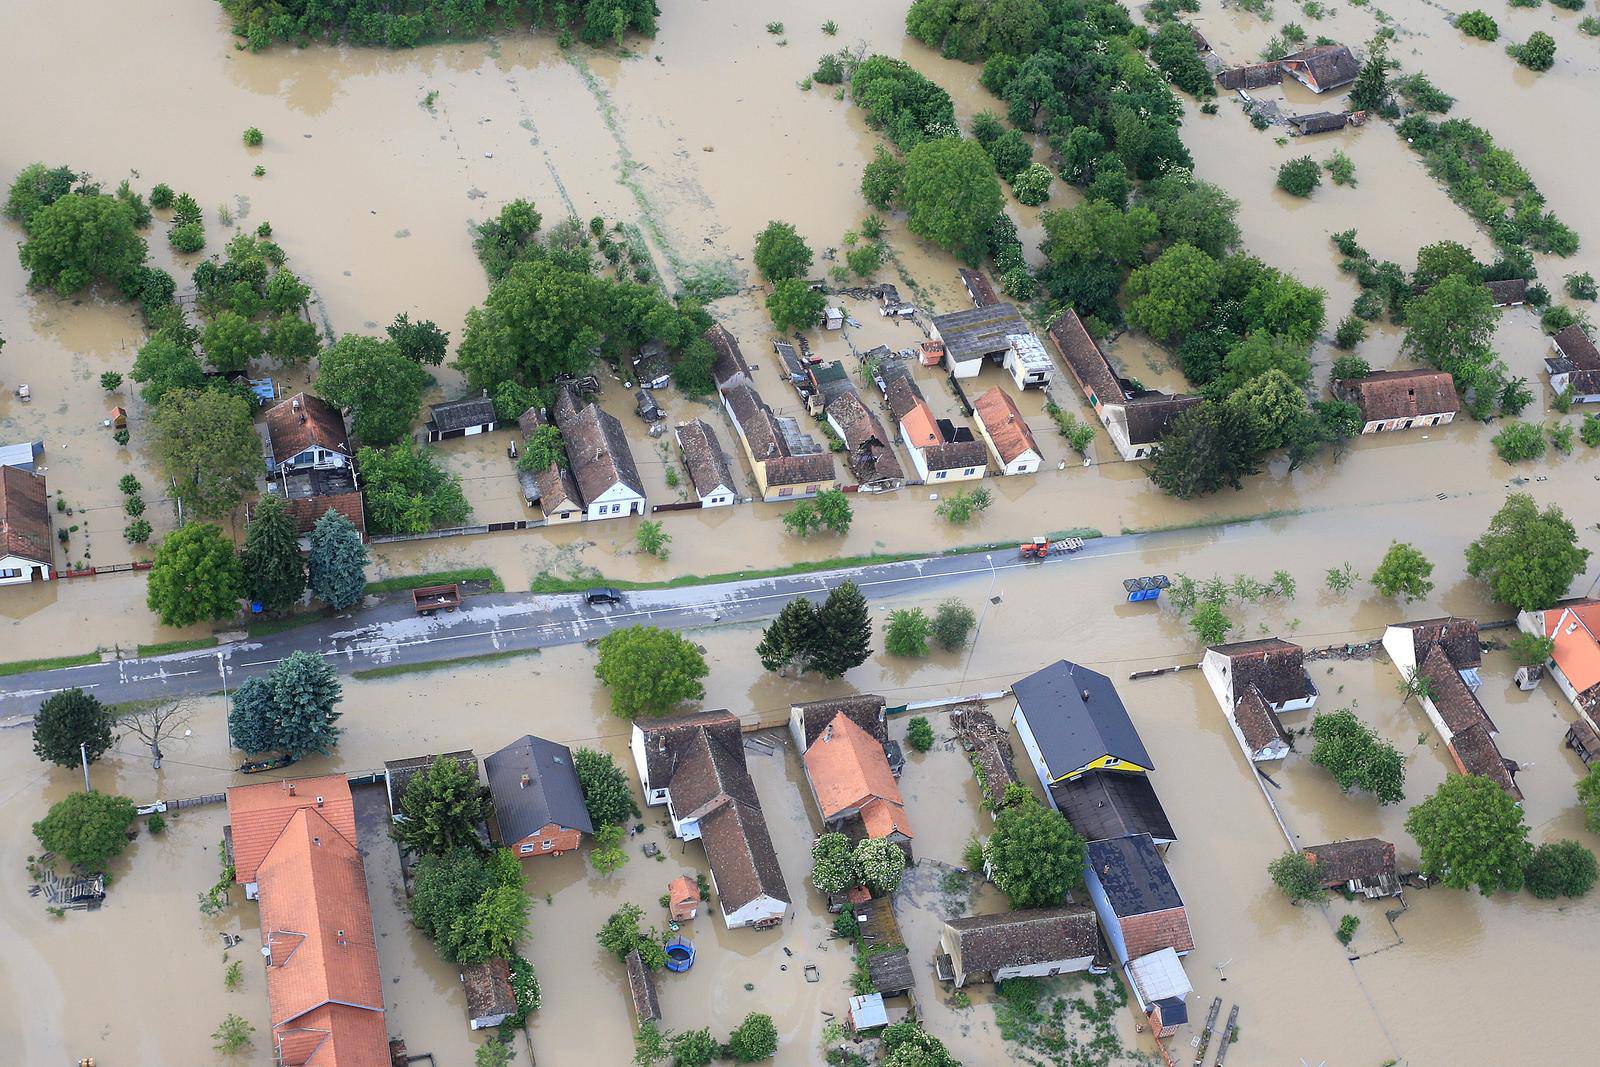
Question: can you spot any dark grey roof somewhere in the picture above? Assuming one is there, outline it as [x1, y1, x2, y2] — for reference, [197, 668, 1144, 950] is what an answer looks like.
[1287, 111, 1348, 134]
[484, 735, 594, 841]
[625, 949, 661, 1023]
[866, 948, 914, 995]
[428, 395, 498, 432]
[1013, 660, 1153, 779]
[1393, 617, 1481, 670]
[1086, 834, 1183, 917]
[945, 906, 1100, 973]
[922, 439, 989, 473]
[1124, 395, 1201, 445]
[930, 304, 1028, 365]
[1154, 997, 1188, 1025]
[1050, 771, 1176, 844]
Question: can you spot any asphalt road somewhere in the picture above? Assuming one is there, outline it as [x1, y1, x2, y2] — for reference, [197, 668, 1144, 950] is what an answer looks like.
[0, 536, 1153, 720]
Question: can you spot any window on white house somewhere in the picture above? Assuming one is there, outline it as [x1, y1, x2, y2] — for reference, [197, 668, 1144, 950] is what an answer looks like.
[934, 471, 947, 479]
[963, 468, 975, 476]
[0, 569, 20, 579]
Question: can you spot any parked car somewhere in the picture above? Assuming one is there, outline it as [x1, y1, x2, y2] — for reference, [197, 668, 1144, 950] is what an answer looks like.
[635, 389, 663, 422]
[585, 587, 623, 606]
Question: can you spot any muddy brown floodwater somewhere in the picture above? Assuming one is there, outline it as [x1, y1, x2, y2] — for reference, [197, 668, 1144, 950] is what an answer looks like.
[2, 0, 1600, 1063]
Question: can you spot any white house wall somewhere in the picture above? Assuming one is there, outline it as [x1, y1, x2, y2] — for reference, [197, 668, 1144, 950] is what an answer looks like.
[721, 893, 787, 929]
[994, 955, 1095, 983]
[1012, 706, 1056, 797]
[0, 553, 51, 584]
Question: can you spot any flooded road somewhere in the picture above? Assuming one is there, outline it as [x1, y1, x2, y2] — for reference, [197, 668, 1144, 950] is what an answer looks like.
[3, 0, 1600, 1063]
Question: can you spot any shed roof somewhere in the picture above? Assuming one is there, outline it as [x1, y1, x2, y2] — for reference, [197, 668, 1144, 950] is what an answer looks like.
[974, 387, 1041, 465]
[264, 393, 350, 464]
[958, 268, 999, 308]
[1013, 660, 1153, 780]
[1128, 947, 1192, 1015]
[484, 735, 594, 841]
[848, 993, 888, 1030]
[866, 948, 915, 995]
[1288, 111, 1348, 134]
[428, 395, 497, 433]
[1050, 771, 1176, 845]
[462, 958, 517, 1022]
[930, 303, 1028, 364]
[1086, 833, 1184, 917]
[0, 464, 50, 564]
[945, 906, 1100, 973]
[1344, 369, 1461, 422]
[1302, 838, 1397, 887]
[625, 949, 661, 1023]
[384, 751, 478, 818]
[228, 776, 359, 886]
[676, 419, 736, 498]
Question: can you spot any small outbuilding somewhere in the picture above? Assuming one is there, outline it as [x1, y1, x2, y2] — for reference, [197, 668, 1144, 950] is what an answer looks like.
[1280, 45, 1361, 93]
[1127, 948, 1192, 1038]
[669, 875, 700, 922]
[0, 464, 53, 585]
[938, 906, 1100, 987]
[626, 948, 661, 1024]
[461, 958, 518, 1030]
[1302, 838, 1401, 899]
[426, 395, 499, 441]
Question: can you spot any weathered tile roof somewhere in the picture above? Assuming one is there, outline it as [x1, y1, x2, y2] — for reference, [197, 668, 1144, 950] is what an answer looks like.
[533, 461, 583, 513]
[707, 323, 752, 387]
[1211, 638, 1314, 706]
[0, 464, 50, 564]
[1232, 687, 1290, 755]
[625, 949, 661, 1023]
[882, 366, 925, 423]
[945, 906, 1100, 973]
[1302, 838, 1396, 888]
[1485, 278, 1527, 306]
[1394, 617, 1481, 670]
[428, 395, 497, 433]
[1048, 309, 1124, 407]
[228, 776, 359, 886]
[974, 387, 1040, 465]
[1124, 395, 1202, 445]
[264, 393, 350, 463]
[669, 726, 760, 819]
[484, 734, 594, 842]
[1281, 45, 1360, 91]
[958, 268, 999, 308]
[922, 439, 990, 473]
[765, 451, 836, 488]
[1553, 325, 1600, 374]
[1344, 370, 1461, 423]
[794, 695, 889, 749]
[676, 419, 736, 498]
[281, 492, 367, 541]
[557, 399, 645, 503]
[462, 958, 517, 1023]
[698, 793, 791, 913]
[1448, 723, 1522, 799]
[827, 390, 888, 451]
[638, 710, 743, 790]
[1419, 644, 1496, 738]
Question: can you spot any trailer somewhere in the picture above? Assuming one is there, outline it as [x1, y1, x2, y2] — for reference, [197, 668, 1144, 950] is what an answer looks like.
[412, 583, 462, 616]
[1019, 536, 1085, 559]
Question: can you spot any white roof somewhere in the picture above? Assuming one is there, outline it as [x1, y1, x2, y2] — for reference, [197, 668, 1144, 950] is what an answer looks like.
[1006, 333, 1052, 369]
[848, 993, 887, 1030]
[1128, 947, 1191, 1007]
[0, 441, 43, 471]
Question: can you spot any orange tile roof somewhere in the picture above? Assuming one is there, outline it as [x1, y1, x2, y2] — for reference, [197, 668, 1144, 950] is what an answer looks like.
[227, 776, 358, 886]
[900, 400, 941, 450]
[803, 713, 913, 839]
[257, 807, 387, 1067]
[1544, 600, 1600, 695]
[973, 387, 1040, 465]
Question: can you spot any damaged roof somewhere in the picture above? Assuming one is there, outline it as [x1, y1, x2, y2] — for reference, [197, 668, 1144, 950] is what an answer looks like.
[1303, 838, 1397, 887]
[945, 906, 1100, 973]
[1393, 617, 1482, 670]
[707, 323, 752, 386]
[1210, 638, 1315, 706]
[1232, 687, 1291, 756]
[930, 303, 1029, 365]
[793, 695, 889, 750]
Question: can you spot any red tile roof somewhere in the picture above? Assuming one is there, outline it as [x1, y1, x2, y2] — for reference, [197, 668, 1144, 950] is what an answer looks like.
[0, 464, 50, 564]
[264, 393, 350, 464]
[974, 387, 1040, 465]
[284, 492, 367, 540]
[1345, 370, 1460, 422]
[227, 776, 359, 886]
[803, 713, 912, 839]
[1541, 600, 1600, 712]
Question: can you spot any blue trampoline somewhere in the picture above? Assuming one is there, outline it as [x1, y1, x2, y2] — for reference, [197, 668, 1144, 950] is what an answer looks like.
[664, 938, 695, 972]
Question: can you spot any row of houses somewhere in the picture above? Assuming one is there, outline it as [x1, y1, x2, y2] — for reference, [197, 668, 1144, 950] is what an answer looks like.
[709, 325, 839, 502]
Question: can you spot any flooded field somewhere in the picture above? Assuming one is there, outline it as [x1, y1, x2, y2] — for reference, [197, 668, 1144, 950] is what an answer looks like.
[3, 0, 1600, 1063]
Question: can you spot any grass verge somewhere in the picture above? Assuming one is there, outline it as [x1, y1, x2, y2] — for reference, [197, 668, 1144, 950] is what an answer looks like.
[366, 567, 505, 595]
[1121, 509, 1301, 536]
[138, 637, 216, 657]
[352, 647, 538, 680]
[530, 552, 927, 594]
[0, 651, 100, 677]
[245, 613, 327, 638]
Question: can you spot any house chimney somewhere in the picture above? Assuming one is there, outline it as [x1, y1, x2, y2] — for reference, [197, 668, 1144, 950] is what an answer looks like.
[521, 773, 530, 789]
[316, 795, 324, 807]
[287, 783, 296, 796]
[1081, 689, 1091, 701]
[1102, 864, 1111, 877]
[292, 397, 302, 412]
[337, 929, 347, 946]
[821, 724, 833, 743]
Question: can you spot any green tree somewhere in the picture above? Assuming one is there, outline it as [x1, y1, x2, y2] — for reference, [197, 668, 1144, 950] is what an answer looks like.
[727, 1012, 779, 1062]
[931, 599, 976, 652]
[1405, 774, 1532, 895]
[518, 425, 566, 473]
[881, 1021, 960, 1067]
[240, 495, 306, 613]
[317, 335, 428, 446]
[131, 333, 206, 406]
[473, 198, 543, 281]
[227, 677, 278, 754]
[5, 162, 77, 225]
[201, 310, 264, 373]
[266, 315, 320, 364]
[1578, 767, 1600, 833]
[812, 581, 873, 679]
[1041, 199, 1158, 269]
[1413, 240, 1480, 288]
[1276, 156, 1321, 198]
[1148, 401, 1262, 498]
[307, 508, 369, 610]
[906, 716, 935, 753]
[668, 1028, 718, 1067]
[152, 388, 260, 518]
[1307, 708, 1407, 804]
[18, 193, 147, 295]
[1457, 10, 1498, 41]
[814, 488, 853, 534]
[1371, 542, 1434, 602]
[1268, 850, 1324, 903]
[849, 55, 956, 149]
[32, 792, 138, 872]
[1491, 420, 1545, 462]
[264, 269, 310, 315]
[885, 608, 933, 657]
[782, 499, 822, 538]
[861, 145, 905, 210]
[1125, 243, 1221, 343]
[212, 1013, 254, 1054]
[358, 442, 472, 535]
[594, 626, 709, 718]
[766, 278, 826, 333]
[985, 794, 1084, 908]
[146, 523, 243, 627]
[597, 902, 665, 964]
[1140, 172, 1240, 259]
[811, 832, 861, 893]
[855, 836, 907, 894]
[1190, 600, 1232, 645]
[590, 822, 628, 874]
[253, 651, 343, 757]
[410, 847, 528, 964]
[756, 596, 820, 675]
[1465, 494, 1590, 611]
[386, 313, 448, 365]
[1218, 331, 1313, 392]
[901, 138, 1004, 265]
[393, 755, 490, 857]
[1349, 37, 1389, 111]
[1525, 840, 1596, 899]
[1510, 31, 1557, 71]
[1403, 274, 1498, 384]
[32, 689, 114, 768]
[636, 520, 670, 559]
[753, 221, 813, 282]
[573, 747, 635, 826]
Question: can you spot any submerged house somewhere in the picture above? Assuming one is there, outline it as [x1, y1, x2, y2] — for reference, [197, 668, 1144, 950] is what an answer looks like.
[484, 734, 594, 859]
[553, 386, 648, 520]
[721, 381, 837, 501]
[1048, 309, 1198, 461]
[1050, 770, 1177, 849]
[937, 906, 1100, 988]
[1302, 838, 1401, 899]
[1547, 325, 1600, 404]
[1485, 278, 1528, 308]
[1004, 333, 1054, 390]
[1083, 833, 1195, 966]
[826, 390, 905, 491]
[224, 776, 388, 1066]
[264, 466, 367, 543]
[426, 395, 498, 441]
[675, 419, 738, 508]
[1229, 687, 1292, 763]
[1519, 599, 1600, 723]
[928, 303, 1030, 379]
[262, 392, 351, 474]
[1280, 45, 1361, 93]
[1402, 640, 1522, 800]
[898, 396, 988, 483]
[1012, 660, 1155, 787]
[1337, 369, 1461, 434]
[1382, 618, 1483, 693]
[461, 958, 518, 1031]
[1202, 638, 1319, 714]
[973, 387, 1042, 476]
[0, 464, 52, 584]
[631, 711, 790, 928]
[515, 406, 584, 524]
[802, 712, 913, 847]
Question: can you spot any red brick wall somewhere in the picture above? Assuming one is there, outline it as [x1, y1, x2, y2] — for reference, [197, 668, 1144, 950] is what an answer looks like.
[511, 824, 583, 857]
[1121, 907, 1195, 959]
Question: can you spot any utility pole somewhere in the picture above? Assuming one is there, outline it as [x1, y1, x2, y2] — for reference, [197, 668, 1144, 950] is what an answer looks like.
[80, 742, 92, 793]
